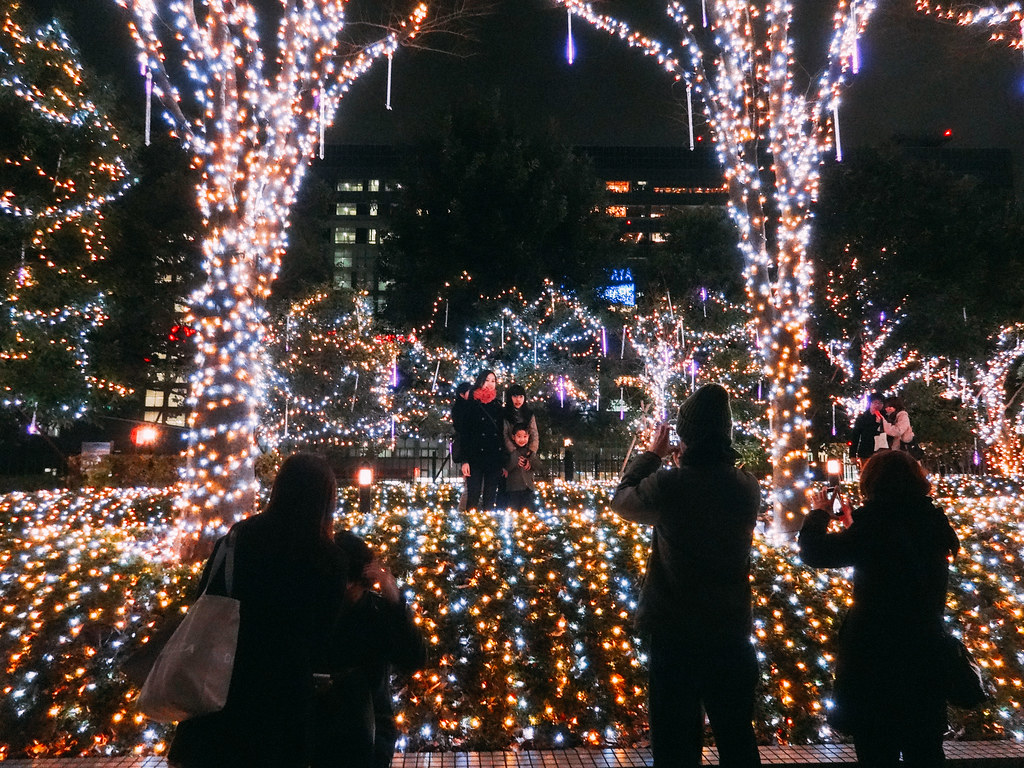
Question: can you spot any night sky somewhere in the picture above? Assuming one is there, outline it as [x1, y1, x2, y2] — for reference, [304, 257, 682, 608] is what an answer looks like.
[19, 0, 1024, 174]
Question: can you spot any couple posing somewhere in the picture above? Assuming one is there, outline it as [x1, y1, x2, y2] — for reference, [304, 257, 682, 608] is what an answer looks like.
[850, 393, 917, 467]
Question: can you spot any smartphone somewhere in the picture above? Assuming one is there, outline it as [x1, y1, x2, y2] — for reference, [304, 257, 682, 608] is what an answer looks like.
[828, 487, 844, 517]
[668, 426, 680, 446]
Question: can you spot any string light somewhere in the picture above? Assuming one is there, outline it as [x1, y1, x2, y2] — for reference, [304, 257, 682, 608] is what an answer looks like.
[1, 475, 1022, 755]
[108, 1, 429, 547]
[556, 0, 879, 534]
[915, 2, 1024, 52]
[1, 3, 135, 426]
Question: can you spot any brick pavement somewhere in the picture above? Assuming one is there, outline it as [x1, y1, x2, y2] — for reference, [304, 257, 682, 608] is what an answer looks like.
[3, 741, 1024, 767]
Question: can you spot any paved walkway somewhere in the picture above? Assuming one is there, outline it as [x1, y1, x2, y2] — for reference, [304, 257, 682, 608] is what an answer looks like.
[4, 742, 1024, 767]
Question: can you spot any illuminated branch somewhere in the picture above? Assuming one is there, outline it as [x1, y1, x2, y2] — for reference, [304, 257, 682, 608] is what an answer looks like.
[556, 0, 880, 536]
[915, 2, 1024, 49]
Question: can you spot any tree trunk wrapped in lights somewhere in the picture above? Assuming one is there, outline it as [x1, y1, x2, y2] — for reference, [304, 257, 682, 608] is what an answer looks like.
[111, 0, 429, 556]
[976, 325, 1024, 476]
[557, 0, 880, 536]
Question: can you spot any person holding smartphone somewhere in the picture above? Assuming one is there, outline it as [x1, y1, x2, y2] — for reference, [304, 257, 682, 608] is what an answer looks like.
[800, 450, 958, 766]
[611, 384, 762, 768]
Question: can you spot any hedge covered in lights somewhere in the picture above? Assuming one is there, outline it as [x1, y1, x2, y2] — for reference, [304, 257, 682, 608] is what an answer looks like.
[1, 476, 1022, 758]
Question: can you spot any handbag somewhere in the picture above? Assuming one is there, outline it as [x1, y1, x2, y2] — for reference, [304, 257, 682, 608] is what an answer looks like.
[136, 530, 240, 722]
[903, 437, 925, 461]
[942, 633, 987, 709]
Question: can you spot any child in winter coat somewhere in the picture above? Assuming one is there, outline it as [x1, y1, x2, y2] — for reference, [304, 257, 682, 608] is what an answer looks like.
[504, 426, 536, 512]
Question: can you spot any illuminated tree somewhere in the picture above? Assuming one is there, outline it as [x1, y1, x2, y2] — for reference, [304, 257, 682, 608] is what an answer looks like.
[621, 292, 766, 467]
[261, 289, 459, 453]
[0, 2, 134, 429]
[558, 0, 879, 535]
[109, 0, 438, 551]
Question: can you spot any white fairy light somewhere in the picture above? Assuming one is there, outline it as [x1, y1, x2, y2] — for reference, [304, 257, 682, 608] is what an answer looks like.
[557, 0, 879, 534]
[111, 0, 429, 546]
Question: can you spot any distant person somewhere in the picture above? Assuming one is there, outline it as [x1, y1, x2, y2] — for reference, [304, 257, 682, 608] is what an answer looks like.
[312, 531, 427, 768]
[450, 381, 472, 511]
[460, 369, 505, 510]
[800, 450, 959, 767]
[450, 381, 472, 464]
[849, 393, 886, 468]
[882, 395, 915, 451]
[168, 454, 348, 768]
[504, 425, 537, 512]
[611, 384, 762, 768]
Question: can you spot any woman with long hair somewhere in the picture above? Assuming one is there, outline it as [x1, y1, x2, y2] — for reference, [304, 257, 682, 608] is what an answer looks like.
[169, 454, 348, 768]
[460, 369, 505, 510]
[882, 394, 915, 451]
[800, 450, 959, 766]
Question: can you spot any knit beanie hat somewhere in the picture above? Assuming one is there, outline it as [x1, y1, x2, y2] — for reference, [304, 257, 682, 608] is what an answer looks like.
[676, 383, 733, 446]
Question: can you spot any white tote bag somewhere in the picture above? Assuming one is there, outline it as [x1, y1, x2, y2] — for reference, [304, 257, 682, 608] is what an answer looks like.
[137, 531, 240, 722]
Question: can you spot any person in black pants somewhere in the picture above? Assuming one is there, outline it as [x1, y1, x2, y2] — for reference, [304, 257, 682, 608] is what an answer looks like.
[611, 384, 762, 767]
[313, 531, 428, 768]
[459, 369, 505, 510]
[800, 450, 958, 767]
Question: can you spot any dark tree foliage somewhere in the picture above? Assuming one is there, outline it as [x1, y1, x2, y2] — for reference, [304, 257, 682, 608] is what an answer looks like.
[380, 92, 616, 332]
[639, 205, 745, 303]
[91, 135, 203, 415]
[271, 174, 335, 305]
[813, 145, 1024, 365]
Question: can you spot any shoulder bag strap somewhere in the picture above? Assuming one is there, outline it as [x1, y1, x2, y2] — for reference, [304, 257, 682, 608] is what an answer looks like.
[200, 528, 238, 599]
[223, 529, 237, 598]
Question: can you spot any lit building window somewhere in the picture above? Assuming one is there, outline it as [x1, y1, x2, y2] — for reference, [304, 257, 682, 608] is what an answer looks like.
[620, 232, 643, 244]
[335, 248, 354, 269]
[369, 179, 381, 192]
[334, 228, 356, 244]
[336, 204, 358, 216]
[606, 205, 627, 218]
[367, 229, 378, 245]
[651, 233, 668, 243]
[606, 181, 631, 193]
[336, 180, 364, 192]
[369, 203, 379, 216]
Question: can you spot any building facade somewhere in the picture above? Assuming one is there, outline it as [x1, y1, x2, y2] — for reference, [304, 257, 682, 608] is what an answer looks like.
[312, 144, 728, 306]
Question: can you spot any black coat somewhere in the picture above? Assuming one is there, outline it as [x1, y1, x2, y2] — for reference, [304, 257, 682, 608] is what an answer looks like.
[611, 451, 761, 644]
[459, 394, 505, 466]
[315, 593, 432, 765]
[314, 592, 428, 768]
[848, 410, 882, 460]
[799, 497, 959, 733]
[168, 516, 348, 768]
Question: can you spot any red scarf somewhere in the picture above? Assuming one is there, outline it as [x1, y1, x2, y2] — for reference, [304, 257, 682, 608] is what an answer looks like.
[473, 387, 496, 404]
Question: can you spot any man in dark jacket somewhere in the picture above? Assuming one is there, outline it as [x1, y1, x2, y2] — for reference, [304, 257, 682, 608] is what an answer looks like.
[611, 384, 762, 768]
[848, 393, 885, 467]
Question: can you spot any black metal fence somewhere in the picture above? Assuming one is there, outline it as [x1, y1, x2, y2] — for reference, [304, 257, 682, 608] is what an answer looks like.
[326, 438, 629, 485]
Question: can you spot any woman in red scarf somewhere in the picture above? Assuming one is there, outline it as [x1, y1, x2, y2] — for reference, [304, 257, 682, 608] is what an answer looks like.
[460, 369, 506, 510]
